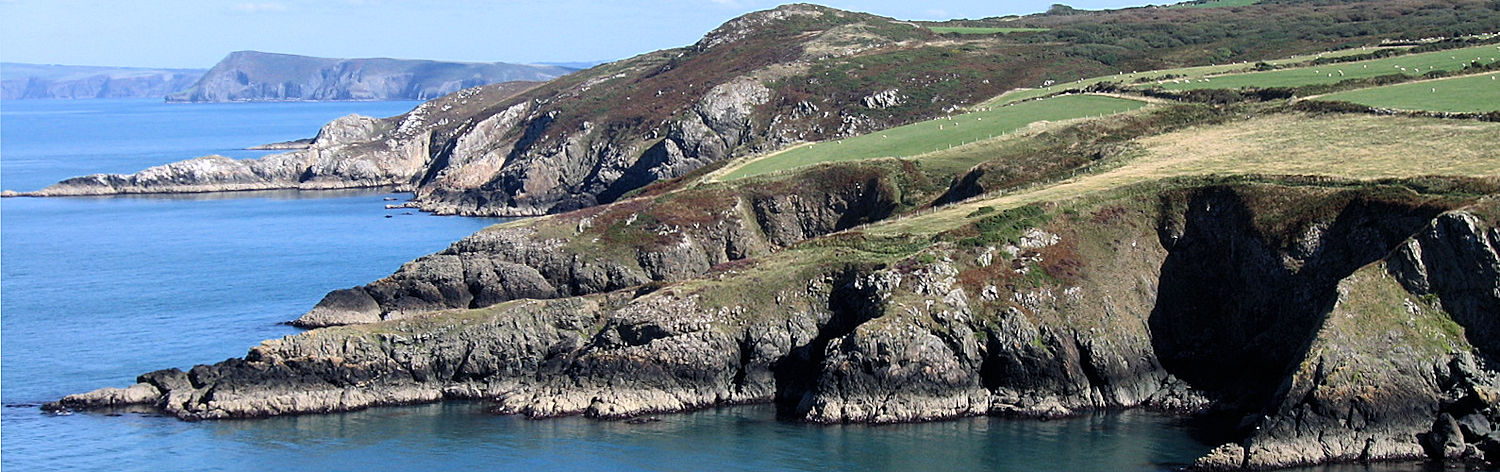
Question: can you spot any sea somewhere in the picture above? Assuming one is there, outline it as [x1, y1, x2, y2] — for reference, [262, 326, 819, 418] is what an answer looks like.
[0, 99, 1444, 471]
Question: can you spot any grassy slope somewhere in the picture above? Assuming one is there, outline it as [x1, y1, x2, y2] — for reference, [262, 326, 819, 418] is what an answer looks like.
[1169, 0, 1260, 9]
[869, 112, 1500, 236]
[982, 48, 1395, 107]
[720, 94, 1147, 180]
[1153, 44, 1500, 91]
[927, 26, 1048, 34]
[1313, 72, 1500, 112]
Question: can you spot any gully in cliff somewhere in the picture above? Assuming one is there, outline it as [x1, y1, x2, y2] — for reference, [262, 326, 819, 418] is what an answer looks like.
[44, 182, 1500, 471]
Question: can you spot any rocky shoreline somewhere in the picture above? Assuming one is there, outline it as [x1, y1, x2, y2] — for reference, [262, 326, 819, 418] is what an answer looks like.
[23, 5, 1500, 470]
[44, 182, 1500, 470]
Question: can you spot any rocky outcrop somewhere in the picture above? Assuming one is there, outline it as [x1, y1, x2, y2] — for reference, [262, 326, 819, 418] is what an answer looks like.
[1186, 199, 1500, 470]
[860, 89, 905, 109]
[293, 164, 904, 327]
[1, 62, 204, 100]
[14, 5, 973, 216]
[15, 114, 419, 196]
[9, 82, 541, 197]
[246, 138, 313, 151]
[166, 51, 572, 103]
[47, 184, 1500, 472]
[47, 242, 1192, 422]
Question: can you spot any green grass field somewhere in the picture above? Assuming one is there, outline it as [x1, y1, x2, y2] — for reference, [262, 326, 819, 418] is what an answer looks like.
[1169, 0, 1259, 8]
[1153, 44, 1500, 91]
[1313, 72, 1500, 112]
[979, 47, 1398, 107]
[721, 94, 1146, 181]
[869, 113, 1500, 236]
[927, 26, 1048, 35]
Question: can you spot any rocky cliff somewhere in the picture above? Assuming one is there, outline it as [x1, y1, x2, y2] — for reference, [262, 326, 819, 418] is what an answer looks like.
[1, 63, 204, 100]
[47, 178, 1500, 469]
[165, 51, 572, 102]
[8, 81, 541, 197]
[292, 163, 908, 327]
[26, 1, 1482, 215]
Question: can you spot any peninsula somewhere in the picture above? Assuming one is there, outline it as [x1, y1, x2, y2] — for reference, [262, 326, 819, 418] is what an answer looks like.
[37, 3, 1500, 470]
[165, 51, 574, 102]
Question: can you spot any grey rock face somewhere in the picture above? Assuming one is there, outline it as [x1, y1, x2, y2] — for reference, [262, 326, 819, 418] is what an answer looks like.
[12, 5, 946, 218]
[294, 166, 899, 327]
[860, 89, 905, 109]
[293, 289, 382, 328]
[1388, 212, 1500, 355]
[12, 82, 539, 198]
[1195, 207, 1500, 470]
[45, 185, 1500, 472]
[16, 114, 421, 196]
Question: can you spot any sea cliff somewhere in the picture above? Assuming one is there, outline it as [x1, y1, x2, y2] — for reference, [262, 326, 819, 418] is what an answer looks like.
[165, 51, 572, 102]
[48, 170, 1500, 469]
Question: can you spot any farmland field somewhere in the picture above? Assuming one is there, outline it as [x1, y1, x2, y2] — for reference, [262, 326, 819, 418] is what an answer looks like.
[980, 47, 1401, 107]
[1313, 72, 1500, 112]
[927, 26, 1048, 34]
[1169, 0, 1259, 8]
[1152, 43, 1500, 91]
[721, 94, 1146, 181]
[869, 113, 1500, 236]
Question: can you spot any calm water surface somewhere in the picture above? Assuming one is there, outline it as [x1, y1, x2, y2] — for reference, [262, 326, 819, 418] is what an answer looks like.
[0, 99, 1439, 471]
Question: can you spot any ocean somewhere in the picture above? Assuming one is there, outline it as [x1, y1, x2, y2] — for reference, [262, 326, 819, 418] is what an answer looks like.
[0, 98, 1423, 471]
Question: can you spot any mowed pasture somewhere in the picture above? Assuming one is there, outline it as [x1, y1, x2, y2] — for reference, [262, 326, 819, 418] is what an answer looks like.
[1313, 72, 1500, 113]
[981, 47, 1397, 107]
[720, 94, 1147, 181]
[868, 113, 1500, 236]
[1170, 0, 1260, 8]
[1152, 44, 1500, 91]
[927, 26, 1048, 35]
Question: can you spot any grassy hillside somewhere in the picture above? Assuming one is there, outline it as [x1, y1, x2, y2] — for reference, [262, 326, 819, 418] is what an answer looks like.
[926, 26, 1048, 34]
[868, 112, 1500, 236]
[981, 48, 1394, 107]
[1312, 72, 1500, 112]
[57, 5, 1500, 468]
[1151, 43, 1500, 90]
[1169, 0, 1260, 9]
[719, 94, 1147, 180]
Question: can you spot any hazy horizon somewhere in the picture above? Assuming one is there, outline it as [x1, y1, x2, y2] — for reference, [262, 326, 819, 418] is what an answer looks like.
[0, 1, 1150, 70]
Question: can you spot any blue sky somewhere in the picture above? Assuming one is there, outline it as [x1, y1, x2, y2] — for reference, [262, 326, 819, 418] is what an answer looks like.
[1, 1, 1148, 68]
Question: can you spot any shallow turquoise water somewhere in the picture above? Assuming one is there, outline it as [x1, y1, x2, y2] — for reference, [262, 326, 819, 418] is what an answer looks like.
[0, 99, 1438, 471]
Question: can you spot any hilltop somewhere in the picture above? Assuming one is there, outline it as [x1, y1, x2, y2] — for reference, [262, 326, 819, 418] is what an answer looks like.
[165, 51, 574, 102]
[34, 2, 1500, 470]
[19, 0, 1500, 216]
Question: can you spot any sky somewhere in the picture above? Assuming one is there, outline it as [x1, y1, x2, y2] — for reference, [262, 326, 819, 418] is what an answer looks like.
[0, 0, 1148, 69]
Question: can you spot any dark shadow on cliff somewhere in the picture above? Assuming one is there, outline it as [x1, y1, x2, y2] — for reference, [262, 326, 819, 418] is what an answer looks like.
[1148, 186, 1448, 436]
[771, 265, 886, 420]
[1389, 213, 1500, 366]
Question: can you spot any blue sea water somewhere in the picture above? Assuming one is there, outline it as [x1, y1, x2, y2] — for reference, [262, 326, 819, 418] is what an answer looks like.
[0, 99, 1434, 471]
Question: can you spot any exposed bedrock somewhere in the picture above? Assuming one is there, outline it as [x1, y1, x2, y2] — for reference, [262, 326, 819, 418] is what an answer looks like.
[1150, 188, 1448, 410]
[1178, 195, 1500, 470]
[1388, 212, 1500, 357]
[293, 166, 901, 327]
[48, 185, 1500, 471]
[13, 5, 997, 217]
[15, 113, 427, 197]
